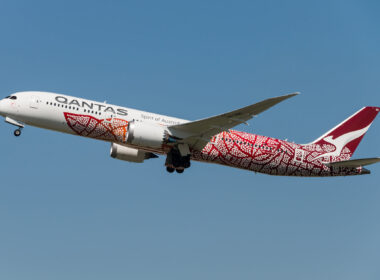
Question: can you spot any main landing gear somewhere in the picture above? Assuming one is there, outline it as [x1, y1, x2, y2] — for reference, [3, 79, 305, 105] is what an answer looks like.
[166, 166, 175, 173]
[165, 145, 191, 174]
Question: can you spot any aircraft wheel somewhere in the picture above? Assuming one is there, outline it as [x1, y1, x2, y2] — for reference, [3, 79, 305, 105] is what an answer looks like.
[14, 129, 21, 137]
[176, 168, 184, 174]
[166, 166, 175, 173]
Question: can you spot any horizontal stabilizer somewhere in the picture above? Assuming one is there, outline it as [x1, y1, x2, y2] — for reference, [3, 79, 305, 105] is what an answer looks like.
[325, 157, 380, 168]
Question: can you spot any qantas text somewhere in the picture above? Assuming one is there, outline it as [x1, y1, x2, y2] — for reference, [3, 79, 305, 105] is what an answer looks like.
[55, 96, 128, 116]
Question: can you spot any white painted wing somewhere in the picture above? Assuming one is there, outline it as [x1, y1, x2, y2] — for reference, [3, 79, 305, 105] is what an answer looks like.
[325, 157, 380, 168]
[168, 92, 299, 150]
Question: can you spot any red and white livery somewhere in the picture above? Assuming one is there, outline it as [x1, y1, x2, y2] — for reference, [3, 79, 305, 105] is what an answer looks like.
[1, 91, 379, 176]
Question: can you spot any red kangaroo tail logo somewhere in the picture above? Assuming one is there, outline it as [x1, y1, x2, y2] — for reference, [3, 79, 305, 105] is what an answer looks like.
[311, 106, 380, 161]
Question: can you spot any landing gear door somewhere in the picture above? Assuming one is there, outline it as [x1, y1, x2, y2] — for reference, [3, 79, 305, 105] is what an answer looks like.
[29, 96, 39, 109]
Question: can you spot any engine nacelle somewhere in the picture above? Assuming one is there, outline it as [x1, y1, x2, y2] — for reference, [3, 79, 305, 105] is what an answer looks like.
[126, 121, 167, 148]
[110, 143, 157, 163]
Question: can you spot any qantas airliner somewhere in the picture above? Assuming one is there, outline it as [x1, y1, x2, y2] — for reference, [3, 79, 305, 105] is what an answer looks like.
[0, 91, 379, 176]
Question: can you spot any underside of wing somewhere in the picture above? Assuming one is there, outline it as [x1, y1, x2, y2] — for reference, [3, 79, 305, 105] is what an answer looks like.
[168, 92, 299, 150]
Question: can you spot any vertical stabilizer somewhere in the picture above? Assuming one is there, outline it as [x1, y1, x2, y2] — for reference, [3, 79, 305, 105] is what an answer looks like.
[311, 107, 380, 160]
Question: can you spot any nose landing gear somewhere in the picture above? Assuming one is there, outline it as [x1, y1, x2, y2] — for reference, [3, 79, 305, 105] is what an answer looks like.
[5, 117, 25, 137]
[14, 129, 22, 137]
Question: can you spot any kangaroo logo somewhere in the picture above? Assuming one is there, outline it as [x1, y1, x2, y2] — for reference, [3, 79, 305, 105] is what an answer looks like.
[314, 124, 371, 161]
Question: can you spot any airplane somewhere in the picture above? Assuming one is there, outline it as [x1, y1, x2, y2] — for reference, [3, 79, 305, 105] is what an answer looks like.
[0, 91, 379, 177]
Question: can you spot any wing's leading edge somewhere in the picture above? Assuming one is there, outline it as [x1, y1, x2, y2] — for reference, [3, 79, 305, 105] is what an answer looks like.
[168, 92, 299, 150]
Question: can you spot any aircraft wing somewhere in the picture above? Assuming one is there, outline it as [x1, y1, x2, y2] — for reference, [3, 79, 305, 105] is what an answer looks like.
[325, 157, 380, 168]
[168, 92, 299, 151]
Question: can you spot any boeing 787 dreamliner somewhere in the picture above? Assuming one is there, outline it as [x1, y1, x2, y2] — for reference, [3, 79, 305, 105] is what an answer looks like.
[1, 91, 379, 176]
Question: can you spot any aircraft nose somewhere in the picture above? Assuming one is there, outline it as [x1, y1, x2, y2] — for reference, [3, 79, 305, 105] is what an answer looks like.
[0, 99, 4, 116]
[0, 99, 6, 117]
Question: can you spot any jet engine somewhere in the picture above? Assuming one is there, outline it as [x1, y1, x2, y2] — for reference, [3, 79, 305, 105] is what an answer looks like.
[126, 121, 168, 148]
[110, 143, 158, 163]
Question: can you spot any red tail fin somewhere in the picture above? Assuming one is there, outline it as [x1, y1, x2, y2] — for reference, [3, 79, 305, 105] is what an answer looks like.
[311, 107, 380, 160]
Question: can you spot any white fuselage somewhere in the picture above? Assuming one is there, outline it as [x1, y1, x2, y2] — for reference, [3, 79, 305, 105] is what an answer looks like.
[0, 91, 187, 152]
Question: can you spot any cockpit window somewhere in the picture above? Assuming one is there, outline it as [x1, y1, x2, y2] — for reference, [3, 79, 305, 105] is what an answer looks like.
[9, 96, 17, 100]
[4, 96, 10, 99]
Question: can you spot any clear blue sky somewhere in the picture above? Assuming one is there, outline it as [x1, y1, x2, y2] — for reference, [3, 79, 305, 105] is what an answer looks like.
[0, 1, 379, 279]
